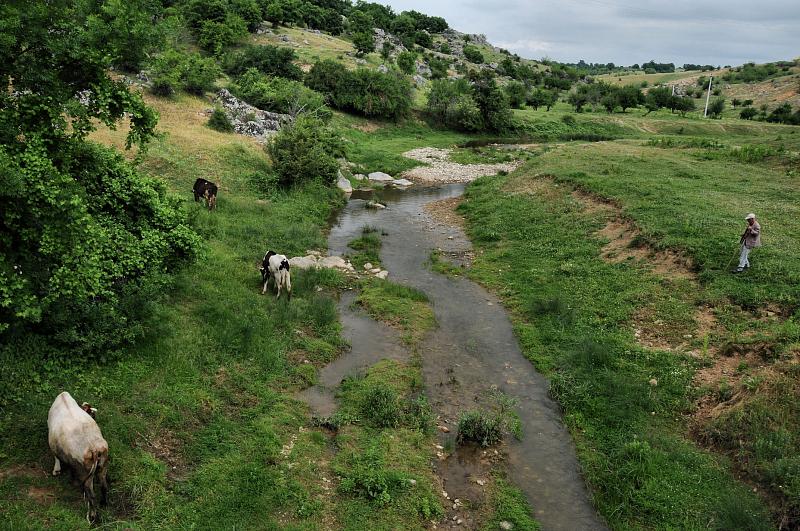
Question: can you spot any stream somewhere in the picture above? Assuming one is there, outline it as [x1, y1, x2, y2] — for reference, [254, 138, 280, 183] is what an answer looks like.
[311, 184, 605, 530]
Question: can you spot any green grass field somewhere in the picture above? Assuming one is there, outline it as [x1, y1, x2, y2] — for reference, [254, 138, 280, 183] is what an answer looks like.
[458, 110, 800, 527]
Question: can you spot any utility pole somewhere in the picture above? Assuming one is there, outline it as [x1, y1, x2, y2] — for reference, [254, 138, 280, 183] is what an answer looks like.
[703, 76, 713, 118]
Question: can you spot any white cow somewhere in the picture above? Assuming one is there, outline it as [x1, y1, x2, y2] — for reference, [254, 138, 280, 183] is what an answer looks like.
[48, 391, 109, 523]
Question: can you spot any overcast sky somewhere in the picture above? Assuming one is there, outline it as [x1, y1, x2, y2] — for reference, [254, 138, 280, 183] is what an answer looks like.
[375, 0, 800, 66]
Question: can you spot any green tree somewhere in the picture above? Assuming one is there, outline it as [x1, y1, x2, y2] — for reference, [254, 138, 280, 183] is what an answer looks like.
[93, 0, 167, 72]
[380, 41, 393, 61]
[348, 9, 374, 34]
[617, 85, 643, 112]
[601, 93, 617, 113]
[197, 13, 248, 55]
[0, 0, 199, 355]
[504, 81, 528, 109]
[224, 44, 303, 80]
[264, 2, 285, 27]
[469, 70, 513, 132]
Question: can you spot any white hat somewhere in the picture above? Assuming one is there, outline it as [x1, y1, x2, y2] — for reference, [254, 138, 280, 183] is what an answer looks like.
[745, 213, 756, 220]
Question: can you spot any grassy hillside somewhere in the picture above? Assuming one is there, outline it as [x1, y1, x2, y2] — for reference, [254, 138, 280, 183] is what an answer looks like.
[458, 109, 800, 527]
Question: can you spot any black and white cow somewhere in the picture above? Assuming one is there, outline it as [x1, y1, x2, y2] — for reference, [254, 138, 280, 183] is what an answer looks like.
[260, 251, 291, 300]
[193, 178, 218, 210]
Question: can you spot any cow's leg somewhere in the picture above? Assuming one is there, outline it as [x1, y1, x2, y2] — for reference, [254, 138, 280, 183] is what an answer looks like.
[286, 275, 291, 301]
[52, 456, 61, 476]
[98, 460, 109, 506]
[83, 475, 98, 523]
[275, 276, 282, 299]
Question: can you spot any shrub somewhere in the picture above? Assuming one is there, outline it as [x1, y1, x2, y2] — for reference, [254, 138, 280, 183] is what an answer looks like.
[149, 50, 184, 96]
[352, 31, 375, 56]
[428, 56, 450, 79]
[463, 45, 484, 64]
[148, 50, 221, 96]
[182, 54, 222, 95]
[707, 97, 725, 118]
[207, 107, 234, 132]
[233, 68, 330, 118]
[439, 42, 451, 54]
[224, 44, 303, 80]
[197, 13, 248, 55]
[0, 141, 200, 356]
[561, 114, 576, 125]
[456, 392, 521, 447]
[397, 51, 416, 75]
[266, 115, 343, 186]
[306, 60, 412, 120]
[457, 410, 503, 447]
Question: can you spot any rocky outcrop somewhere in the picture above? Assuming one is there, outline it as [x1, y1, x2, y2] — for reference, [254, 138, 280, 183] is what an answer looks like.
[212, 89, 292, 142]
[368, 171, 394, 183]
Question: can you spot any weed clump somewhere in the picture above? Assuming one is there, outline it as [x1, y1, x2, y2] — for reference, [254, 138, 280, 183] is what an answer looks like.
[456, 391, 522, 447]
[337, 443, 410, 505]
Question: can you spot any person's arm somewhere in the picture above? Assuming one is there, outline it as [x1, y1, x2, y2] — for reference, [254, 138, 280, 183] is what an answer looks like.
[749, 224, 760, 237]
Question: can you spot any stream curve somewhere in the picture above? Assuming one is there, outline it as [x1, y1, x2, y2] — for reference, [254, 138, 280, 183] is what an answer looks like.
[326, 184, 605, 531]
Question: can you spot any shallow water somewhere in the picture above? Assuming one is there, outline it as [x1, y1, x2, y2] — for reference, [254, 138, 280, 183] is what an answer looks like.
[322, 184, 605, 530]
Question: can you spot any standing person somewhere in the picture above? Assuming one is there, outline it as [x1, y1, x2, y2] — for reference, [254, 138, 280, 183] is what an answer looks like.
[733, 213, 761, 273]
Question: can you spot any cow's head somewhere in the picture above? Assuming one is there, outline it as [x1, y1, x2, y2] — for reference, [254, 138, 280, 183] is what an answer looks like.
[80, 402, 98, 419]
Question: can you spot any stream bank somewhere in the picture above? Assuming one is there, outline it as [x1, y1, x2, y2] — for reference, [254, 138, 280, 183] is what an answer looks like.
[305, 183, 604, 530]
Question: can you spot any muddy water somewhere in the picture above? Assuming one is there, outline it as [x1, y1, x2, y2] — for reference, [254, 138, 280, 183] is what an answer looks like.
[327, 184, 606, 531]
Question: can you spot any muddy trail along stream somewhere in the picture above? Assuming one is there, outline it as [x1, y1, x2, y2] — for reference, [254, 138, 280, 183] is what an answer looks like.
[307, 184, 605, 530]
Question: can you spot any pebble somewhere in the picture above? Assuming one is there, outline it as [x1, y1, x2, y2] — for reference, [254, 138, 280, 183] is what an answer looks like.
[363, 263, 373, 270]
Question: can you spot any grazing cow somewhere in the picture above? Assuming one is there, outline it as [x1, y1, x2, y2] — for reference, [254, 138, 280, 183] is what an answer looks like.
[260, 250, 291, 300]
[48, 392, 109, 524]
[193, 178, 218, 210]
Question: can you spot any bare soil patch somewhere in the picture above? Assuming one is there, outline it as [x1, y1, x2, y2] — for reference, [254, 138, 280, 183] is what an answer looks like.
[424, 196, 465, 229]
[138, 429, 188, 480]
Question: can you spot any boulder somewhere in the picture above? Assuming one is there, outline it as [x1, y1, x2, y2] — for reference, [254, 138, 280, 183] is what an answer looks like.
[366, 201, 387, 209]
[378, 64, 389, 74]
[412, 74, 427, 86]
[375, 270, 389, 280]
[319, 255, 353, 270]
[289, 256, 319, 270]
[368, 171, 394, 182]
[213, 89, 292, 143]
[352, 174, 366, 181]
[391, 178, 413, 187]
[336, 173, 353, 194]
[363, 263, 374, 270]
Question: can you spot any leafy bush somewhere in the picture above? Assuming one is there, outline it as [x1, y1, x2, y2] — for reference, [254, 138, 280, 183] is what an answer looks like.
[0, 141, 200, 356]
[396, 51, 417, 75]
[428, 56, 450, 79]
[463, 45, 484, 64]
[306, 60, 412, 120]
[266, 115, 343, 186]
[740, 107, 759, 120]
[233, 68, 330, 118]
[94, 0, 168, 72]
[352, 31, 375, 56]
[225, 44, 304, 80]
[149, 50, 221, 96]
[207, 107, 234, 132]
[427, 74, 512, 133]
[182, 54, 223, 95]
[197, 13, 248, 55]
[707, 97, 725, 118]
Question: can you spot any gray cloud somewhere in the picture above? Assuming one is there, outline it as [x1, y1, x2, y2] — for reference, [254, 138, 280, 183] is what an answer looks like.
[373, 0, 800, 66]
